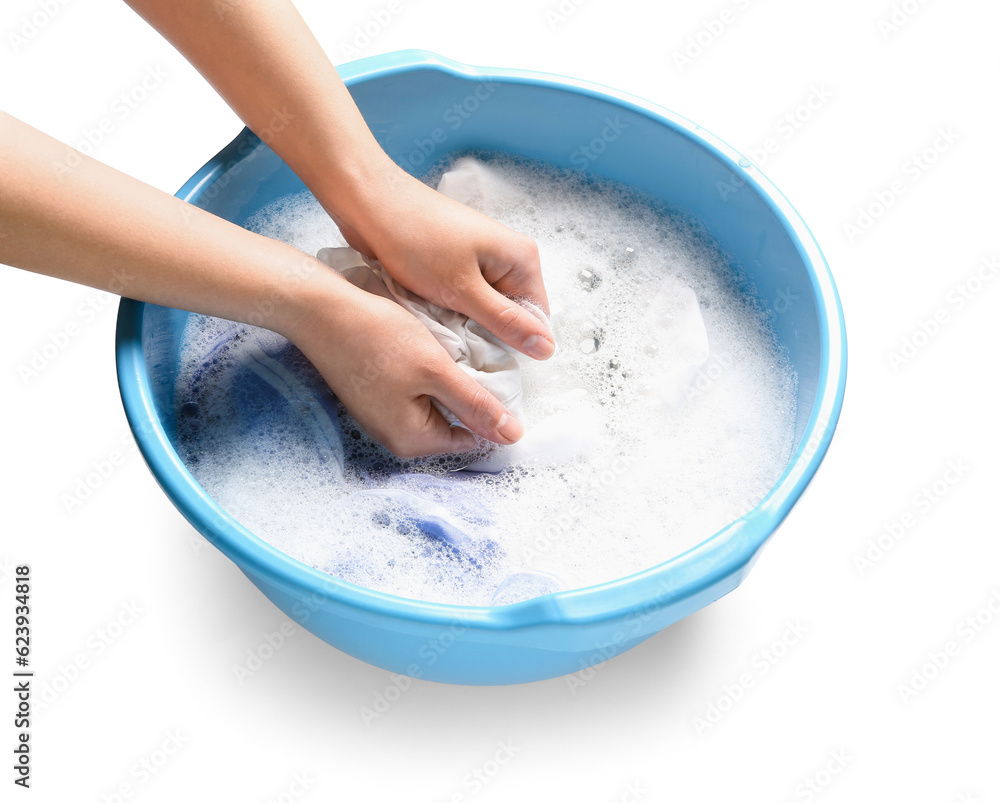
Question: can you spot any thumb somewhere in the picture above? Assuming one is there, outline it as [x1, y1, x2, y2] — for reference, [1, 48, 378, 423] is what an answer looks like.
[409, 405, 480, 456]
[456, 281, 555, 360]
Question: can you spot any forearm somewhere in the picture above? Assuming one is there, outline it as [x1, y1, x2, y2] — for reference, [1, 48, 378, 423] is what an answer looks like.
[119, 0, 553, 366]
[0, 112, 342, 337]
[122, 0, 395, 224]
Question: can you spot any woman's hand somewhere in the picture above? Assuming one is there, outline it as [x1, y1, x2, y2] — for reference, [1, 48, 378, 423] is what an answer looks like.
[287, 272, 525, 458]
[318, 160, 556, 361]
[0, 112, 520, 459]
[119, 0, 555, 454]
[121, 1, 554, 360]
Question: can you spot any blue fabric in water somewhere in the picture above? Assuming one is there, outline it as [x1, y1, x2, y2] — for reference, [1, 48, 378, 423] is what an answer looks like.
[182, 325, 547, 598]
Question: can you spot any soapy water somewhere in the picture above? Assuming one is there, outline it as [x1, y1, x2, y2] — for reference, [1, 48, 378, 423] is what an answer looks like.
[174, 154, 797, 606]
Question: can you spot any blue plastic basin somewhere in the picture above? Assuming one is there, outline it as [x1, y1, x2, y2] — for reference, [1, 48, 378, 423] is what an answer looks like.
[115, 50, 846, 685]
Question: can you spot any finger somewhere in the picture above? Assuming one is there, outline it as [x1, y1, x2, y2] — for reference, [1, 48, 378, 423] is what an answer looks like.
[455, 281, 555, 360]
[361, 399, 477, 459]
[485, 240, 550, 317]
[493, 265, 550, 318]
[429, 362, 525, 446]
[405, 404, 480, 457]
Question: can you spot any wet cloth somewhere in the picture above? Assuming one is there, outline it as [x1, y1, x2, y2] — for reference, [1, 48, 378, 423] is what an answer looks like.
[315, 245, 546, 427]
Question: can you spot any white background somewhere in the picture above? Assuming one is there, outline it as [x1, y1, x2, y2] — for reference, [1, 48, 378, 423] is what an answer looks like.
[2, 0, 998, 800]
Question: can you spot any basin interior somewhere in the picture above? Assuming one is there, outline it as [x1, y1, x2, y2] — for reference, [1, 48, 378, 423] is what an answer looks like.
[141, 68, 822, 477]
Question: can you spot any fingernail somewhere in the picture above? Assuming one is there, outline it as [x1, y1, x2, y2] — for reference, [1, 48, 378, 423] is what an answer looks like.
[523, 333, 555, 360]
[496, 412, 524, 443]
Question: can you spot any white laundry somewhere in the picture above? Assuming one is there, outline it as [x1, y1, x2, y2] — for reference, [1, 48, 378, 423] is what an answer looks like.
[436, 156, 515, 215]
[315, 245, 547, 428]
[637, 278, 711, 408]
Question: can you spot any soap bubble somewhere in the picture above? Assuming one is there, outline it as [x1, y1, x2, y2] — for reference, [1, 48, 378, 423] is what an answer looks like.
[577, 266, 602, 292]
[173, 154, 797, 606]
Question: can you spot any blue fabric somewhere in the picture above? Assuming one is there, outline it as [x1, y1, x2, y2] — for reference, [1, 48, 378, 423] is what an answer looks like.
[181, 325, 550, 595]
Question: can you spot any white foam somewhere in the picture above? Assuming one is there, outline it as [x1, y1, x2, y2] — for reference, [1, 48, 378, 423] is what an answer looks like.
[174, 155, 798, 606]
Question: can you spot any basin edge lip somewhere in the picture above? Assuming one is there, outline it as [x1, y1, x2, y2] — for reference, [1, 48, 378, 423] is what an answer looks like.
[115, 49, 847, 637]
